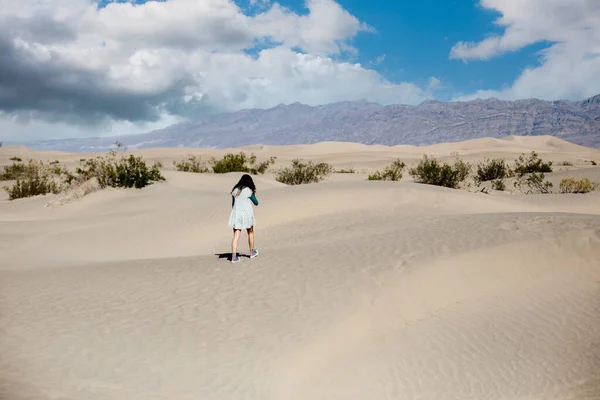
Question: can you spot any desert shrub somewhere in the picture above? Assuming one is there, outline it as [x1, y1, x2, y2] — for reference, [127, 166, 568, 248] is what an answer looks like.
[514, 172, 553, 194]
[6, 176, 61, 200]
[476, 158, 512, 182]
[275, 159, 333, 185]
[559, 161, 573, 166]
[409, 155, 471, 189]
[368, 159, 405, 181]
[491, 179, 506, 191]
[210, 152, 275, 175]
[9, 157, 22, 162]
[3, 160, 71, 200]
[174, 155, 208, 173]
[335, 167, 355, 174]
[559, 178, 598, 194]
[4, 143, 164, 200]
[526, 173, 553, 194]
[75, 143, 164, 189]
[0, 161, 27, 180]
[513, 151, 553, 177]
[453, 158, 472, 183]
[592, 161, 598, 166]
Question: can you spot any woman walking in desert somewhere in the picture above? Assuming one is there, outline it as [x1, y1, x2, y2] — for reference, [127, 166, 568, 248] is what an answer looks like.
[229, 174, 259, 263]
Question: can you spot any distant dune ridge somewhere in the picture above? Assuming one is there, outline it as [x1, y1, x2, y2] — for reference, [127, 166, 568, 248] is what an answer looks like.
[1, 136, 600, 399]
[15, 94, 600, 153]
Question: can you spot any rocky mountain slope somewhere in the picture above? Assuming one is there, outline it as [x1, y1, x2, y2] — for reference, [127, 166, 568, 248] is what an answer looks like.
[19, 94, 600, 151]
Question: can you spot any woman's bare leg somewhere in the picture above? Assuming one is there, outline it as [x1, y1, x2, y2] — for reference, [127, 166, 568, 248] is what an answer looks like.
[231, 229, 241, 260]
[247, 226, 255, 251]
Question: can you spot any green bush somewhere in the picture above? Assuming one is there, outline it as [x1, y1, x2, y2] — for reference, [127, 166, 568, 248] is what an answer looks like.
[368, 159, 405, 181]
[275, 159, 333, 185]
[559, 178, 598, 194]
[453, 158, 472, 183]
[409, 155, 471, 189]
[0, 161, 27, 181]
[491, 179, 506, 191]
[75, 142, 164, 189]
[6, 176, 61, 200]
[513, 151, 553, 177]
[476, 158, 512, 182]
[3, 160, 70, 200]
[210, 152, 275, 175]
[174, 155, 209, 173]
[4, 143, 165, 200]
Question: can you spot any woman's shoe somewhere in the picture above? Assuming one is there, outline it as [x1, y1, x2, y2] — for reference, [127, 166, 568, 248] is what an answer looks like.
[250, 249, 259, 259]
[231, 254, 240, 263]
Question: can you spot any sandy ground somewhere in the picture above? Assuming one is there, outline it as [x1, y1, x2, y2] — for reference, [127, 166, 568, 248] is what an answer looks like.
[1, 135, 600, 400]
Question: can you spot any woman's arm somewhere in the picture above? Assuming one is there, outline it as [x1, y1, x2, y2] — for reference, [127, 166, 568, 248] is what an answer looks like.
[250, 192, 259, 206]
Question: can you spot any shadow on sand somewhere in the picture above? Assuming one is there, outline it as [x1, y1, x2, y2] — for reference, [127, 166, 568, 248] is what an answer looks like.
[215, 253, 250, 260]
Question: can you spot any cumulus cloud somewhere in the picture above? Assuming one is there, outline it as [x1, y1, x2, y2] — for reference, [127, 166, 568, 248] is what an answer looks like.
[427, 77, 441, 89]
[0, 0, 430, 140]
[451, 0, 600, 101]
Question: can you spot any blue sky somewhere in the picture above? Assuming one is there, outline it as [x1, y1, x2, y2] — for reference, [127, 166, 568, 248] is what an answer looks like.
[237, 0, 550, 101]
[329, 0, 548, 100]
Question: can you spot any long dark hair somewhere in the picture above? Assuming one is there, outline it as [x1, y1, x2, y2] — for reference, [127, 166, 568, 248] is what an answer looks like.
[232, 174, 256, 193]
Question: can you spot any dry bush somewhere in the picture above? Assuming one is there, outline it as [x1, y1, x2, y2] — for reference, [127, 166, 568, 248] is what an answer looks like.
[559, 161, 573, 166]
[592, 161, 598, 166]
[514, 171, 553, 194]
[476, 158, 512, 183]
[409, 155, 471, 189]
[210, 152, 275, 174]
[368, 159, 405, 181]
[275, 159, 333, 185]
[559, 178, 598, 194]
[45, 178, 102, 208]
[174, 155, 208, 173]
[491, 179, 506, 191]
[335, 167, 356, 174]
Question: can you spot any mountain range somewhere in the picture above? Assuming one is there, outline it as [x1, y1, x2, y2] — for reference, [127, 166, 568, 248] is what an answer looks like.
[15, 94, 600, 152]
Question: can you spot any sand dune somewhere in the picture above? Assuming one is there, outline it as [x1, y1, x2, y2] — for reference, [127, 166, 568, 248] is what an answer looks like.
[1, 136, 600, 399]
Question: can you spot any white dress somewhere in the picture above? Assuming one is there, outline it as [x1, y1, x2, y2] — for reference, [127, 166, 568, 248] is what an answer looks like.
[228, 187, 256, 230]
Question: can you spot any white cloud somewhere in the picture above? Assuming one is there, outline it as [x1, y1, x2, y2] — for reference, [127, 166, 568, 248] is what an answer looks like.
[252, 0, 375, 55]
[451, 0, 600, 101]
[0, 0, 431, 141]
[0, 111, 184, 142]
[428, 77, 441, 89]
[374, 54, 386, 64]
